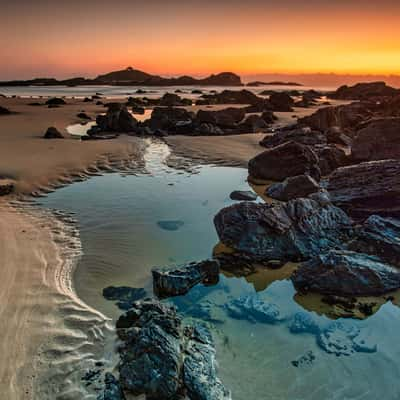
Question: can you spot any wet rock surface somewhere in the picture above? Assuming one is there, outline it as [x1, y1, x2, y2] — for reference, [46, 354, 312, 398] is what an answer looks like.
[152, 259, 220, 298]
[102, 286, 147, 310]
[97, 373, 126, 400]
[260, 127, 327, 148]
[214, 198, 352, 262]
[45, 97, 66, 106]
[292, 250, 400, 296]
[96, 103, 138, 132]
[266, 174, 320, 201]
[330, 81, 399, 100]
[229, 190, 258, 201]
[0, 105, 11, 115]
[44, 126, 64, 139]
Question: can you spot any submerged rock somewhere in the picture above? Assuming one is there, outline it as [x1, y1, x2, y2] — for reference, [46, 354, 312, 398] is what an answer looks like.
[214, 198, 352, 262]
[327, 160, 400, 219]
[266, 174, 319, 201]
[229, 190, 258, 201]
[102, 286, 147, 310]
[152, 259, 220, 298]
[157, 220, 185, 231]
[97, 373, 126, 400]
[289, 312, 320, 335]
[292, 250, 400, 296]
[248, 141, 320, 182]
[44, 126, 64, 139]
[116, 299, 229, 400]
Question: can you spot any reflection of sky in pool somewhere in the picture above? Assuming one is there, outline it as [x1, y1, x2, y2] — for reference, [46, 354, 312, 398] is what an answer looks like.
[39, 141, 400, 400]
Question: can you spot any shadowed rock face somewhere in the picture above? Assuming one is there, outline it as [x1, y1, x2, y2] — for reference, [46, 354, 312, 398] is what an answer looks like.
[229, 190, 258, 201]
[292, 250, 400, 296]
[116, 299, 230, 400]
[96, 103, 138, 132]
[352, 117, 400, 161]
[248, 141, 321, 182]
[214, 198, 352, 262]
[97, 373, 126, 400]
[327, 160, 400, 219]
[330, 81, 399, 100]
[266, 174, 319, 201]
[44, 126, 64, 139]
[268, 92, 294, 112]
[0, 105, 11, 115]
[260, 127, 327, 148]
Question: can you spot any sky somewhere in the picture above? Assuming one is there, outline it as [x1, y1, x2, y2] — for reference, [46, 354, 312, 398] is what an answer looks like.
[1, 0, 400, 81]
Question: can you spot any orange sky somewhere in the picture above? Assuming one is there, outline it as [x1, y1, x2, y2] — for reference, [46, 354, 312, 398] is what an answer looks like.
[1, 0, 400, 80]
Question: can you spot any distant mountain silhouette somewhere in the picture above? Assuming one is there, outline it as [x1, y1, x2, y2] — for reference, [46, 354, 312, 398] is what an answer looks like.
[0, 67, 243, 87]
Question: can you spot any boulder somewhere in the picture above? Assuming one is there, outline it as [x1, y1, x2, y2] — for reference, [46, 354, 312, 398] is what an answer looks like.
[0, 105, 11, 115]
[239, 114, 269, 132]
[248, 141, 321, 182]
[159, 93, 192, 106]
[330, 81, 399, 100]
[196, 123, 224, 136]
[352, 117, 400, 161]
[292, 250, 400, 296]
[214, 197, 352, 262]
[148, 107, 194, 133]
[97, 373, 126, 400]
[152, 260, 219, 298]
[201, 89, 264, 106]
[45, 97, 66, 106]
[348, 215, 400, 267]
[266, 174, 319, 201]
[77, 112, 91, 120]
[327, 160, 400, 218]
[269, 92, 294, 112]
[260, 127, 327, 148]
[314, 145, 348, 176]
[229, 190, 258, 201]
[261, 110, 277, 124]
[116, 299, 229, 400]
[0, 180, 14, 196]
[196, 108, 245, 128]
[102, 286, 147, 310]
[97, 103, 138, 132]
[44, 127, 64, 139]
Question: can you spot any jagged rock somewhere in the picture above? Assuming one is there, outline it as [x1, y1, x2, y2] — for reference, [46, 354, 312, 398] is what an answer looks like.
[97, 103, 138, 132]
[45, 97, 66, 105]
[147, 107, 194, 133]
[330, 81, 399, 100]
[327, 160, 400, 218]
[348, 215, 400, 267]
[326, 127, 352, 146]
[315, 145, 348, 175]
[248, 141, 321, 182]
[0, 105, 11, 115]
[214, 198, 352, 262]
[44, 126, 64, 139]
[152, 259, 219, 298]
[102, 286, 147, 310]
[0, 180, 14, 196]
[260, 127, 327, 148]
[116, 299, 229, 400]
[229, 190, 258, 201]
[269, 92, 294, 112]
[352, 117, 400, 161]
[292, 250, 400, 296]
[97, 373, 126, 400]
[238, 114, 269, 132]
[196, 108, 245, 128]
[77, 112, 91, 120]
[266, 174, 319, 201]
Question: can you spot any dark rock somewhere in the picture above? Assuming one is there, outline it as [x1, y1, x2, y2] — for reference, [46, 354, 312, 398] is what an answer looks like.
[0, 105, 11, 115]
[291, 351, 316, 368]
[131, 106, 145, 114]
[196, 108, 245, 128]
[348, 215, 400, 267]
[152, 259, 220, 298]
[315, 145, 348, 176]
[269, 92, 294, 112]
[97, 103, 138, 132]
[44, 126, 64, 139]
[201, 89, 264, 106]
[248, 141, 321, 182]
[192, 89, 203, 94]
[261, 110, 278, 124]
[45, 97, 66, 106]
[326, 127, 352, 146]
[103, 286, 147, 310]
[214, 198, 352, 262]
[0, 180, 14, 196]
[97, 373, 126, 400]
[352, 117, 400, 161]
[116, 299, 229, 400]
[260, 127, 327, 148]
[148, 107, 194, 133]
[292, 250, 400, 296]
[224, 294, 284, 323]
[83, 97, 93, 102]
[159, 93, 192, 107]
[77, 112, 91, 120]
[289, 312, 320, 335]
[327, 160, 400, 218]
[196, 123, 224, 136]
[157, 220, 184, 231]
[330, 81, 399, 100]
[266, 174, 319, 201]
[229, 190, 258, 201]
[239, 114, 269, 132]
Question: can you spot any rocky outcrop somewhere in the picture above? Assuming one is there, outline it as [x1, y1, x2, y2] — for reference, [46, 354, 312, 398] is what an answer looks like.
[292, 250, 400, 296]
[352, 117, 400, 161]
[248, 141, 320, 182]
[152, 260, 220, 298]
[44, 127, 64, 139]
[196, 108, 245, 128]
[348, 215, 400, 267]
[96, 103, 138, 133]
[260, 127, 327, 148]
[146, 107, 194, 134]
[269, 92, 294, 112]
[159, 93, 192, 106]
[214, 198, 352, 262]
[116, 299, 229, 400]
[200, 89, 263, 106]
[266, 174, 319, 201]
[330, 81, 399, 100]
[327, 160, 400, 218]
[45, 97, 66, 106]
[102, 286, 147, 310]
[229, 190, 258, 201]
[314, 145, 348, 175]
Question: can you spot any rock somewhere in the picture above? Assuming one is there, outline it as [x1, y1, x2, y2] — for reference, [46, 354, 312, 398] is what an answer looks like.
[116, 299, 229, 400]
[201, 89, 264, 106]
[77, 112, 91, 120]
[260, 127, 327, 148]
[330, 81, 399, 100]
[291, 351, 316, 368]
[261, 110, 277, 124]
[214, 198, 352, 262]
[102, 286, 147, 310]
[348, 215, 400, 267]
[315, 145, 348, 176]
[0, 105, 11, 115]
[292, 250, 400, 296]
[269, 92, 294, 112]
[289, 312, 320, 335]
[238, 114, 269, 132]
[248, 141, 321, 182]
[327, 160, 400, 218]
[224, 294, 284, 323]
[44, 126, 64, 139]
[266, 174, 319, 201]
[157, 220, 184, 231]
[196, 123, 224, 136]
[131, 106, 145, 114]
[45, 97, 66, 106]
[326, 127, 352, 146]
[159, 92, 192, 107]
[152, 259, 219, 298]
[97, 103, 138, 132]
[97, 373, 126, 400]
[148, 107, 194, 133]
[0, 180, 14, 196]
[196, 107, 245, 128]
[229, 190, 258, 201]
[83, 97, 93, 102]
[352, 117, 400, 161]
